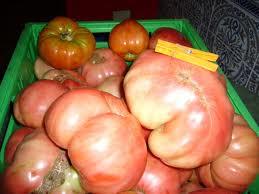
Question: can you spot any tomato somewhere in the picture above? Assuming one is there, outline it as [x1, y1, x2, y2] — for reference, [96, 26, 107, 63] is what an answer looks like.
[109, 19, 149, 61]
[149, 27, 192, 49]
[124, 49, 234, 168]
[4, 127, 34, 164]
[44, 88, 147, 193]
[78, 48, 127, 87]
[97, 75, 125, 98]
[3, 129, 85, 193]
[68, 113, 147, 194]
[130, 152, 190, 194]
[196, 114, 259, 192]
[45, 88, 130, 149]
[2, 129, 62, 193]
[38, 16, 96, 70]
[13, 79, 68, 128]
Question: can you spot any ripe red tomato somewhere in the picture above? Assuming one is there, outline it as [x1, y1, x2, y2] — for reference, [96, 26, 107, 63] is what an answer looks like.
[149, 27, 192, 49]
[124, 49, 234, 169]
[5, 127, 34, 164]
[38, 16, 96, 70]
[78, 48, 127, 87]
[13, 79, 68, 128]
[196, 114, 259, 192]
[109, 19, 149, 61]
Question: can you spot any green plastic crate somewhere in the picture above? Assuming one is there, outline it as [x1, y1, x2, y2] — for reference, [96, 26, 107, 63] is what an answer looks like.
[0, 19, 258, 193]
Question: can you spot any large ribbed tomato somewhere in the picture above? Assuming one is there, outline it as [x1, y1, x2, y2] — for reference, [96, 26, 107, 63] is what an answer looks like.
[44, 89, 147, 193]
[124, 49, 234, 169]
[109, 19, 149, 61]
[38, 16, 96, 70]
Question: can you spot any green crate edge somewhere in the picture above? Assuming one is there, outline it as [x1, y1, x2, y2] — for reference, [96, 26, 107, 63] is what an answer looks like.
[0, 19, 258, 193]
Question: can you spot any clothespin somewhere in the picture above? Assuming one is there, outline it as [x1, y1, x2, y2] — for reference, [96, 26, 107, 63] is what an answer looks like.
[155, 39, 219, 72]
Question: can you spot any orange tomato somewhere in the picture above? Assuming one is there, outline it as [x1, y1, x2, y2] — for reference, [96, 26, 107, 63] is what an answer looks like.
[38, 16, 96, 70]
[109, 19, 149, 61]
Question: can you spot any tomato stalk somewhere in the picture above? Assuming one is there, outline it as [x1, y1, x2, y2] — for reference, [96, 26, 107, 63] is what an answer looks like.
[60, 32, 73, 41]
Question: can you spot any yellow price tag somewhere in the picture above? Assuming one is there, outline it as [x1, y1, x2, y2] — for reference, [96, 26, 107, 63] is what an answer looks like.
[155, 39, 219, 72]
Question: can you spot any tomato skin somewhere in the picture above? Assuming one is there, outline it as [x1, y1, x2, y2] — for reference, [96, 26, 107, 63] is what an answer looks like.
[68, 113, 147, 194]
[109, 19, 149, 61]
[97, 75, 125, 98]
[124, 49, 234, 169]
[5, 127, 34, 164]
[197, 114, 259, 192]
[38, 16, 96, 70]
[13, 79, 68, 128]
[79, 48, 127, 87]
[45, 88, 130, 149]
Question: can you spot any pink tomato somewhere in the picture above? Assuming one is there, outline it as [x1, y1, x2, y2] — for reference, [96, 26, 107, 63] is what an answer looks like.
[68, 113, 147, 194]
[124, 49, 234, 168]
[5, 127, 34, 164]
[13, 79, 68, 128]
[78, 48, 127, 87]
[97, 75, 124, 98]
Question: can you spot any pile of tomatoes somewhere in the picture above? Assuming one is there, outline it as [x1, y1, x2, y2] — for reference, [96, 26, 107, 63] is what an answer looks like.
[1, 16, 258, 194]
